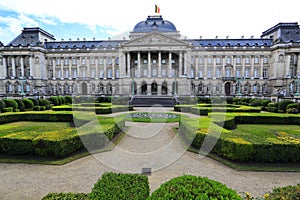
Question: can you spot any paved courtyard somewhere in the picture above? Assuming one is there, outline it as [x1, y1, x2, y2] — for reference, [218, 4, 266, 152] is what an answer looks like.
[0, 107, 299, 199]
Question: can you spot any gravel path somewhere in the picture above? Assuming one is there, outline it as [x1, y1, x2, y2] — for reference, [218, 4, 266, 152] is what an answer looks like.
[0, 107, 299, 199]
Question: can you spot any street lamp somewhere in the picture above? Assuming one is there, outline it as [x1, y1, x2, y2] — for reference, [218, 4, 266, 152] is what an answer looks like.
[174, 70, 177, 96]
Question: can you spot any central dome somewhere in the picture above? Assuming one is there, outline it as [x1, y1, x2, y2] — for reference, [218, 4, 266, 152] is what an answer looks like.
[132, 15, 177, 33]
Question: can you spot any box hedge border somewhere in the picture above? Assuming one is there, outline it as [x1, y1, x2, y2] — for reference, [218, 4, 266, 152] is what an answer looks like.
[180, 114, 300, 162]
[0, 113, 125, 157]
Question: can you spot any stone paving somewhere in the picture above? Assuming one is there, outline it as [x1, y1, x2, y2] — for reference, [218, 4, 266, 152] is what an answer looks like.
[0, 107, 299, 199]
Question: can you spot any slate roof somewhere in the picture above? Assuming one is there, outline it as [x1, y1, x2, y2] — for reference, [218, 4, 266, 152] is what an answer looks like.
[187, 39, 273, 47]
[44, 40, 125, 49]
[132, 15, 177, 33]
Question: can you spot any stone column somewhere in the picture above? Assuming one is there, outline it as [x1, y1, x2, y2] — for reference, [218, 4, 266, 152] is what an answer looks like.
[87, 57, 90, 78]
[285, 54, 291, 77]
[76, 57, 80, 78]
[233, 56, 236, 77]
[242, 56, 245, 77]
[20, 57, 24, 77]
[297, 54, 300, 77]
[60, 57, 64, 79]
[204, 56, 208, 79]
[29, 56, 34, 77]
[250, 56, 254, 79]
[122, 53, 126, 77]
[3, 57, 7, 78]
[168, 52, 172, 77]
[127, 53, 131, 77]
[52, 58, 56, 79]
[212, 56, 216, 79]
[112, 57, 115, 79]
[104, 57, 107, 79]
[68, 57, 72, 79]
[222, 56, 226, 77]
[137, 52, 141, 77]
[148, 52, 151, 77]
[95, 57, 99, 79]
[195, 55, 199, 79]
[158, 51, 161, 77]
[179, 52, 183, 76]
[12, 57, 16, 78]
[183, 52, 187, 76]
[260, 56, 264, 79]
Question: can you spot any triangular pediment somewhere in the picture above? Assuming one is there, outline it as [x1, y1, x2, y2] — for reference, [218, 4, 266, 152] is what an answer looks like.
[124, 32, 188, 46]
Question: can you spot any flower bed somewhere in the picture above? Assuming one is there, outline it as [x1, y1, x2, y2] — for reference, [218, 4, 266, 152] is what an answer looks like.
[126, 112, 182, 123]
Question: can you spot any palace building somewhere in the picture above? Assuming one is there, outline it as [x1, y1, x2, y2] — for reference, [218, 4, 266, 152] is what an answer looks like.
[0, 15, 300, 98]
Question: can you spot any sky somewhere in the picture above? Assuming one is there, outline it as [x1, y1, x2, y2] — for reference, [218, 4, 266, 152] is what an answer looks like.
[0, 0, 299, 45]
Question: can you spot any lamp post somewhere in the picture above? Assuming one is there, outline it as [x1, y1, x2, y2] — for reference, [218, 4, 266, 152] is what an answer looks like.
[174, 70, 177, 96]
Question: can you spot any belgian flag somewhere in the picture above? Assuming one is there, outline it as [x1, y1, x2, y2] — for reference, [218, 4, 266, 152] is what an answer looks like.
[155, 5, 160, 14]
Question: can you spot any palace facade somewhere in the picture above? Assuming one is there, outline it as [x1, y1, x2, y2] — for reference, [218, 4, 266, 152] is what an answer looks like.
[0, 15, 300, 98]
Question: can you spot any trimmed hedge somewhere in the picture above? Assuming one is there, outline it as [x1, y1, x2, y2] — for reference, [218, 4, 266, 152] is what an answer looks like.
[180, 113, 300, 162]
[14, 99, 25, 111]
[148, 175, 241, 200]
[278, 100, 294, 112]
[89, 172, 149, 200]
[42, 193, 88, 200]
[22, 98, 34, 109]
[0, 113, 125, 157]
[2, 107, 13, 113]
[3, 99, 18, 110]
[0, 100, 6, 111]
[267, 184, 300, 200]
[49, 96, 59, 106]
[28, 98, 39, 106]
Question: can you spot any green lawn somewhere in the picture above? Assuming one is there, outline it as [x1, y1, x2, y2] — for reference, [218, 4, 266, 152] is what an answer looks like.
[230, 124, 300, 144]
[0, 121, 77, 140]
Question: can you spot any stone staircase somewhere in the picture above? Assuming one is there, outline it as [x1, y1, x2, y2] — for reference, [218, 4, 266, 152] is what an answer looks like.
[129, 96, 177, 107]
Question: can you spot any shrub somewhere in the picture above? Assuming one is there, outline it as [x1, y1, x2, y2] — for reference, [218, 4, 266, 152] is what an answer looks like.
[267, 184, 300, 200]
[22, 98, 34, 109]
[3, 99, 18, 110]
[278, 100, 294, 112]
[14, 99, 25, 111]
[261, 99, 271, 107]
[2, 107, 13, 112]
[89, 172, 149, 200]
[42, 193, 88, 200]
[0, 100, 5, 111]
[287, 108, 298, 114]
[249, 99, 262, 106]
[33, 106, 40, 111]
[65, 95, 73, 104]
[287, 103, 298, 110]
[28, 98, 39, 106]
[39, 99, 50, 106]
[49, 96, 59, 106]
[57, 96, 65, 105]
[149, 175, 242, 200]
[226, 97, 234, 104]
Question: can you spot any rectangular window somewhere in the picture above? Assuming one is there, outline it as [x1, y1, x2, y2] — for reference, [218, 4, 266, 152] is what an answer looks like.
[56, 58, 61, 65]
[207, 57, 212, 64]
[254, 57, 259, 64]
[108, 58, 112, 65]
[65, 69, 69, 78]
[263, 68, 268, 78]
[161, 59, 166, 64]
[216, 68, 221, 78]
[91, 69, 95, 78]
[99, 58, 104, 65]
[263, 57, 268, 64]
[254, 68, 259, 78]
[245, 57, 250, 64]
[82, 68, 86, 77]
[236, 57, 241, 64]
[199, 57, 203, 64]
[49, 70, 53, 78]
[116, 70, 120, 78]
[152, 59, 157, 64]
[216, 85, 220, 92]
[245, 68, 250, 78]
[115, 57, 119, 65]
[190, 69, 194, 78]
[143, 59, 147, 64]
[64, 58, 69, 65]
[236, 69, 241, 78]
[99, 70, 104, 79]
[107, 70, 112, 78]
[82, 58, 86, 65]
[198, 70, 203, 78]
[207, 69, 212, 78]
[135, 69, 138, 77]
[72, 58, 77, 65]
[226, 57, 231, 64]
[216, 57, 221, 64]
[57, 69, 61, 78]
[162, 69, 166, 77]
[143, 69, 147, 76]
[90, 57, 95, 65]
[72, 69, 77, 78]
[171, 59, 175, 64]
[226, 68, 231, 77]
[152, 69, 157, 77]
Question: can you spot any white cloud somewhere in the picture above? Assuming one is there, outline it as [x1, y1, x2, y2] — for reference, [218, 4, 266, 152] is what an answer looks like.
[0, 0, 299, 40]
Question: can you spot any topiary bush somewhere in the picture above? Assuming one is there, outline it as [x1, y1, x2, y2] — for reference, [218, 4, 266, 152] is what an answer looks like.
[3, 99, 18, 110]
[33, 106, 40, 111]
[261, 99, 271, 107]
[2, 107, 13, 113]
[278, 100, 294, 112]
[148, 175, 242, 200]
[249, 99, 262, 106]
[89, 172, 149, 200]
[65, 95, 72, 104]
[14, 99, 25, 112]
[0, 99, 6, 111]
[287, 103, 298, 110]
[42, 193, 88, 200]
[22, 98, 34, 110]
[28, 98, 39, 106]
[49, 96, 59, 106]
[267, 184, 300, 200]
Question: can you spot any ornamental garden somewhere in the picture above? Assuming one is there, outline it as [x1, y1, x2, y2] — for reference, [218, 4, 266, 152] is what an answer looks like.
[0, 96, 300, 199]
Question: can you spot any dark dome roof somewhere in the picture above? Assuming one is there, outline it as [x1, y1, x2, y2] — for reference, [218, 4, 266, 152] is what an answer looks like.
[133, 15, 177, 33]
